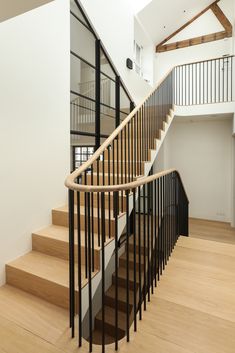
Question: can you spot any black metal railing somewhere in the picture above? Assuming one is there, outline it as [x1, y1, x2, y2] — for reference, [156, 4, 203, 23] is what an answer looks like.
[67, 170, 188, 352]
[174, 55, 235, 106]
[65, 67, 187, 353]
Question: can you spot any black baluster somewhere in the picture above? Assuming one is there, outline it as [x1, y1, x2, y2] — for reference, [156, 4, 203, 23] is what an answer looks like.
[101, 192, 105, 353]
[133, 189, 137, 331]
[114, 191, 119, 351]
[87, 193, 92, 352]
[125, 190, 130, 342]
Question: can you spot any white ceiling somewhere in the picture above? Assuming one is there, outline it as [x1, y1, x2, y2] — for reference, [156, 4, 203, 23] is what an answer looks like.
[0, 0, 54, 23]
[137, 0, 221, 45]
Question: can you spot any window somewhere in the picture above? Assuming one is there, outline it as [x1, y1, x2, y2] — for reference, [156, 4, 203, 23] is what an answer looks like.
[73, 146, 94, 169]
[134, 40, 143, 76]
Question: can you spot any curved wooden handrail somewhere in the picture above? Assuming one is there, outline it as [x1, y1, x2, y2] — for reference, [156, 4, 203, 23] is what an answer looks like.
[65, 67, 174, 192]
[65, 168, 188, 202]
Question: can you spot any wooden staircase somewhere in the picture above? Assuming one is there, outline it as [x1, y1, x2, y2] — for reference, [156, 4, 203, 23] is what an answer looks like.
[5, 108, 174, 324]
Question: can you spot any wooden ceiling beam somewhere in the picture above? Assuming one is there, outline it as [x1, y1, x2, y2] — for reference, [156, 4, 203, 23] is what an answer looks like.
[157, 30, 231, 53]
[210, 2, 232, 34]
[155, 0, 220, 52]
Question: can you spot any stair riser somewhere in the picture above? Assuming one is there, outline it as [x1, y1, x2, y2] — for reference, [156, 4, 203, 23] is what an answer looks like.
[119, 258, 145, 270]
[32, 234, 100, 269]
[104, 149, 151, 162]
[76, 193, 127, 212]
[104, 295, 133, 313]
[112, 276, 139, 291]
[6, 265, 74, 310]
[129, 243, 147, 255]
[94, 318, 125, 340]
[93, 162, 144, 175]
[82, 174, 137, 186]
[52, 210, 115, 237]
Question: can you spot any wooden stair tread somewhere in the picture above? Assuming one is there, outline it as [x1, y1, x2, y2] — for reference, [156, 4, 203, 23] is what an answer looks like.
[33, 225, 112, 249]
[6, 251, 96, 289]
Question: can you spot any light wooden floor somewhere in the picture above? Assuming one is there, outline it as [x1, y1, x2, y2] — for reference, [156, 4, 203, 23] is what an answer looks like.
[1, 220, 235, 353]
[190, 217, 235, 244]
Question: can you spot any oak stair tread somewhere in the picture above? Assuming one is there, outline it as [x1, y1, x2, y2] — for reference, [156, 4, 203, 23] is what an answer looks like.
[6, 251, 95, 289]
[33, 225, 112, 249]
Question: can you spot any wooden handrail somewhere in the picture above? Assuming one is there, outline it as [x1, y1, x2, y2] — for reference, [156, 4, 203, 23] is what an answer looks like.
[65, 67, 173, 192]
[66, 168, 188, 203]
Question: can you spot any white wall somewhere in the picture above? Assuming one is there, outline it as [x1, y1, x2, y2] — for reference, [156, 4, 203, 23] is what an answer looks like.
[154, 0, 235, 83]
[154, 117, 233, 223]
[79, 0, 152, 104]
[0, 0, 70, 285]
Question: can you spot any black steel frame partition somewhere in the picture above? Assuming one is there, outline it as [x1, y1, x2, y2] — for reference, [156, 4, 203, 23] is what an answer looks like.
[70, 0, 134, 155]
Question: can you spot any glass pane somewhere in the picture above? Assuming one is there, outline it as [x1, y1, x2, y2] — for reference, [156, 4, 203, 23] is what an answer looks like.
[100, 105, 115, 136]
[71, 13, 95, 66]
[71, 54, 96, 99]
[100, 73, 115, 108]
[70, 0, 88, 25]
[100, 48, 116, 80]
[120, 86, 130, 114]
[70, 93, 96, 133]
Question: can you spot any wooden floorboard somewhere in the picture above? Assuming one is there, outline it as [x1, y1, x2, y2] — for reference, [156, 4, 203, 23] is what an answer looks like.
[0, 219, 235, 352]
[0, 285, 68, 345]
[189, 218, 235, 244]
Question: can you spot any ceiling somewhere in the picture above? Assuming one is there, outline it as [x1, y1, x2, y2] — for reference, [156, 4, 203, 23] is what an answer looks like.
[137, 0, 220, 44]
[0, 0, 54, 23]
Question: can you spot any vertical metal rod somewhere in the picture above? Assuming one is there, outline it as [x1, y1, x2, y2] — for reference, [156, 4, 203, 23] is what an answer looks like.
[96, 160, 101, 247]
[143, 184, 147, 310]
[147, 182, 150, 302]
[133, 189, 137, 331]
[115, 76, 120, 128]
[125, 190, 130, 342]
[128, 123, 131, 183]
[231, 57, 233, 101]
[95, 39, 101, 150]
[138, 186, 142, 320]
[108, 147, 111, 238]
[69, 189, 75, 337]
[154, 179, 157, 286]
[77, 191, 82, 346]
[84, 177, 88, 278]
[101, 192, 105, 353]
[87, 193, 92, 352]
[227, 57, 229, 102]
[219, 59, 221, 102]
[151, 180, 154, 293]
[91, 166, 95, 272]
[114, 191, 119, 351]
